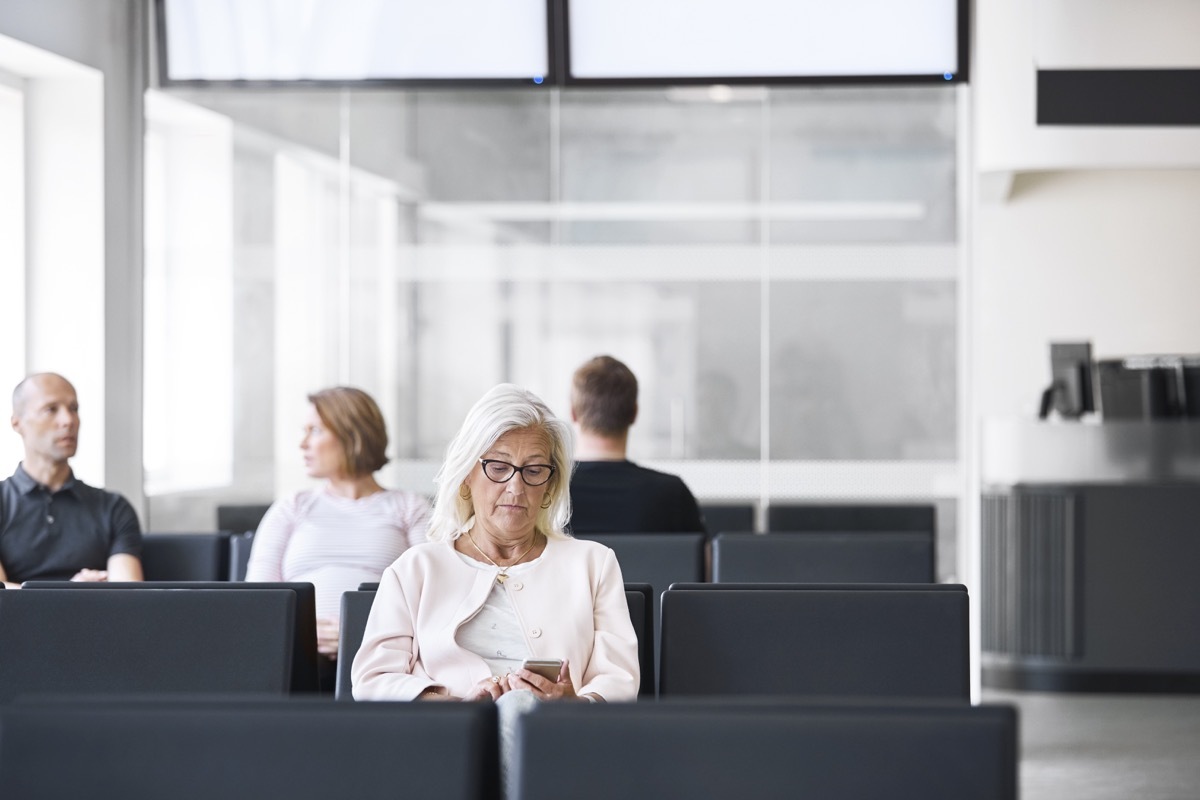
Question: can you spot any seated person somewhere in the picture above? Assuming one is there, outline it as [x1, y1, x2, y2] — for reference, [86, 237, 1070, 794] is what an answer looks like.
[352, 382, 639, 704]
[246, 386, 431, 669]
[568, 355, 705, 534]
[1, 373, 143, 588]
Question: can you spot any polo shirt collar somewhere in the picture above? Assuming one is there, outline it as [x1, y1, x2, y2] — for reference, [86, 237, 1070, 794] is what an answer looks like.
[11, 463, 80, 496]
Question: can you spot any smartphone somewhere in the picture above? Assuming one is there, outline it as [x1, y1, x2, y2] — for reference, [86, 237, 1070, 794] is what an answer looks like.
[522, 659, 563, 681]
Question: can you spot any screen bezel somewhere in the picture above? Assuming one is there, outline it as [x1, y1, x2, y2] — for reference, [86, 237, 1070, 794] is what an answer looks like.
[152, 0, 559, 89]
[558, 0, 971, 87]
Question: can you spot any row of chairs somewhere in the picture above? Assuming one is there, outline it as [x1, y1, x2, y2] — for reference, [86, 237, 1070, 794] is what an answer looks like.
[340, 581, 968, 701]
[0, 581, 967, 704]
[144, 528, 933, 588]
[0, 699, 1017, 800]
[216, 501, 936, 539]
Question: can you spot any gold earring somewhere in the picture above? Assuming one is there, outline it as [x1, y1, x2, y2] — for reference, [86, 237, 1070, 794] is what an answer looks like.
[460, 485, 471, 500]
[540, 494, 552, 509]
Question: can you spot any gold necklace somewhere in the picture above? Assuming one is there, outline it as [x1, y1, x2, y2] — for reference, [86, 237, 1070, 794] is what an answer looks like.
[467, 530, 538, 585]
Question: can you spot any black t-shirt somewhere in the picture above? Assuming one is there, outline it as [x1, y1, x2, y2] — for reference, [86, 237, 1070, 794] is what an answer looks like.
[568, 460, 706, 535]
[0, 465, 143, 583]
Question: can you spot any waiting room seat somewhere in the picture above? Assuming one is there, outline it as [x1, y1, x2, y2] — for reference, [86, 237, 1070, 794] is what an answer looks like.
[141, 532, 231, 581]
[337, 590, 377, 701]
[659, 583, 969, 700]
[23, 581, 321, 693]
[572, 533, 705, 691]
[216, 503, 272, 535]
[0, 588, 295, 703]
[712, 532, 934, 583]
[767, 502, 936, 534]
[228, 531, 255, 581]
[512, 701, 1016, 800]
[623, 583, 655, 698]
[699, 502, 755, 534]
[0, 699, 498, 800]
[337, 584, 656, 701]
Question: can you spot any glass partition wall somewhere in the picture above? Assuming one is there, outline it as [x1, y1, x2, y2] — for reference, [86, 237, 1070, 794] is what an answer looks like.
[144, 84, 962, 577]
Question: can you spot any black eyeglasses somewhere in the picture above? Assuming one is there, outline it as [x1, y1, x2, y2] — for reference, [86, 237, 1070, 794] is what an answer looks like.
[478, 458, 556, 486]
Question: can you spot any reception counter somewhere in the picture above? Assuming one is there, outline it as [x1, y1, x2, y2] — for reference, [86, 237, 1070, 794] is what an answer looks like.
[981, 419, 1200, 692]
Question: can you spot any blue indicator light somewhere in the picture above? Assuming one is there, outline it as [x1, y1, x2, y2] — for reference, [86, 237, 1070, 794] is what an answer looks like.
[533, 75, 544, 85]
[943, 72, 953, 81]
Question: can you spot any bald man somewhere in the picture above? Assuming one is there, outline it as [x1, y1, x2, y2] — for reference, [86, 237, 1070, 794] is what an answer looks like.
[0, 373, 143, 588]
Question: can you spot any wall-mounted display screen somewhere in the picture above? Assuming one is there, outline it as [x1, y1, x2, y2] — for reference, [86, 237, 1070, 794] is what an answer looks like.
[158, 0, 551, 85]
[565, 0, 963, 83]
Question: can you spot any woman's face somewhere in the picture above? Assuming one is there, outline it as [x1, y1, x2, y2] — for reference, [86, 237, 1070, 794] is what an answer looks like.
[465, 426, 554, 544]
[300, 404, 344, 480]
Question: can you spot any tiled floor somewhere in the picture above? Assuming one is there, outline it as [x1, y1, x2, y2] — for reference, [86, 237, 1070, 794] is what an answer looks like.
[981, 689, 1200, 800]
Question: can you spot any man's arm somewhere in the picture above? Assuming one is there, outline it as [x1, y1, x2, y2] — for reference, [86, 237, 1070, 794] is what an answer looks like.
[105, 494, 144, 582]
[106, 552, 143, 582]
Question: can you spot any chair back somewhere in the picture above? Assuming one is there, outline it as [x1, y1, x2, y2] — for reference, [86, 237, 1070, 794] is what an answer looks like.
[659, 583, 969, 700]
[700, 502, 755, 534]
[0, 588, 294, 702]
[767, 503, 935, 534]
[228, 531, 255, 581]
[216, 503, 272, 534]
[512, 701, 1016, 800]
[22, 581, 321, 693]
[336, 590, 378, 701]
[0, 700, 498, 800]
[713, 532, 934, 583]
[141, 532, 231, 581]
[624, 583, 654, 698]
[338, 583, 656, 700]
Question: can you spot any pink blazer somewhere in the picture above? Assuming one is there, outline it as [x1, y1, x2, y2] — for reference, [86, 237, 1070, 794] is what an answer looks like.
[351, 535, 640, 701]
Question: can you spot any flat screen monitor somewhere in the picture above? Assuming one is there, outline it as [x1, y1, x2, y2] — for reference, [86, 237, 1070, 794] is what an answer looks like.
[156, 0, 552, 86]
[565, 0, 966, 84]
[1041, 342, 1095, 420]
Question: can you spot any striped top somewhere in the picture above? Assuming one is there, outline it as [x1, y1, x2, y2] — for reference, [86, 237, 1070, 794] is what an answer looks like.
[245, 487, 432, 618]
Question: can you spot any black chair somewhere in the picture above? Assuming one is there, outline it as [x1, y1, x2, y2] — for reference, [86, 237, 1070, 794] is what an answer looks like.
[141, 532, 231, 581]
[512, 701, 1017, 800]
[216, 503, 272, 534]
[228, 531, 255, 581]
[767, 502, 936, 534]
[700, 502, 755, 533]
[712, 532, 934, 583]
[0, 700, 499, 800]
[337, 584, 655, 700]
[23, 581, 322, 693]
[336, 590, 378, 701]
[0, 588, 295, 703]
[659, 583, 969, 700]
[623, 583, 654, 698]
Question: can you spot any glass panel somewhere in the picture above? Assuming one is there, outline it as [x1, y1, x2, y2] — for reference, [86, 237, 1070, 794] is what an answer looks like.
[143, 83, 960, 532]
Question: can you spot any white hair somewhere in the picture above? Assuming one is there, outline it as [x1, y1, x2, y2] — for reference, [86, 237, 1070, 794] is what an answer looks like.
[427, 384, 574, 542]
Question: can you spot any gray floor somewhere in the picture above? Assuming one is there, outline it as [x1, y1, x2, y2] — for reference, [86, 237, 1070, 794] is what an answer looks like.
[981, 689, 1200, 800]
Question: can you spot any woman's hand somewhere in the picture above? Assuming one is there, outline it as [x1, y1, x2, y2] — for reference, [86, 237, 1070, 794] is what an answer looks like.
[316, 617, 340, 660]
[461, 675, 507, 702]
[507, 658, 582, 701]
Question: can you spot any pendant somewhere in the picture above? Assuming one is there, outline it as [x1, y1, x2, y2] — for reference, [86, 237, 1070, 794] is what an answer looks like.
[496, 572, 508, 585]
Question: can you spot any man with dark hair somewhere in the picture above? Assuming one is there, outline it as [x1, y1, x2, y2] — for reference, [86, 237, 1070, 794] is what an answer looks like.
[0, 373, 143, 588]
[568, 356, 705, 534]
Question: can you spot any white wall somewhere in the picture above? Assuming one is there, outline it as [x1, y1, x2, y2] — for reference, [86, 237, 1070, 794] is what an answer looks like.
[975, 0, 1200, 172]
[973, 169, 1200, 420]
[0, 0, 146, 515]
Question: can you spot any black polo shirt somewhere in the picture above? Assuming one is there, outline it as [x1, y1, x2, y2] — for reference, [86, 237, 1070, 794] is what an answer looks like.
[0, 464, 142, 583]
[569, 460, 706, 535]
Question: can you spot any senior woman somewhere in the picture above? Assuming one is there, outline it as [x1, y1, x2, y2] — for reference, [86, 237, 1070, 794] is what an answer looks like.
[352, 383, 639, 705]
[247, 386, 431, 683]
